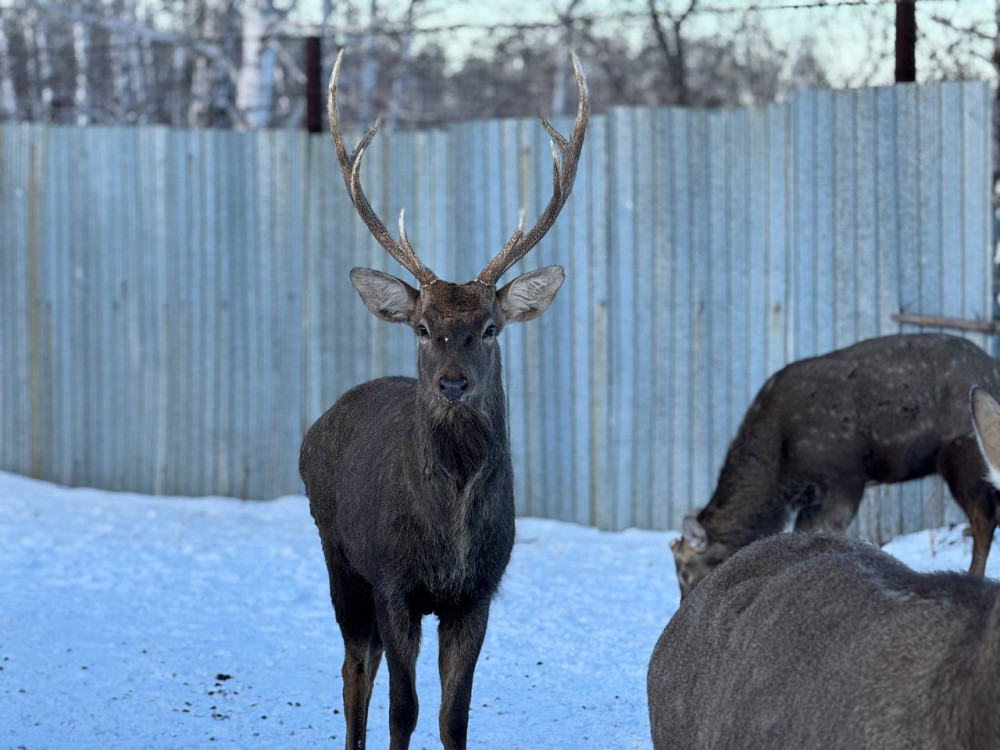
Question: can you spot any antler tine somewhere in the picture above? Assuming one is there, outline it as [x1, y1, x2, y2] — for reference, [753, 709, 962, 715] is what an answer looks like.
[327, 50, 436, 286]
[477, 52, 590, 285]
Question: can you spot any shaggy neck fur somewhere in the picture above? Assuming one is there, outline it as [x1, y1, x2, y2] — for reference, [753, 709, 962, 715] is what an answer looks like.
[414, 355, 509, 491]
[698, 417, 790, 548]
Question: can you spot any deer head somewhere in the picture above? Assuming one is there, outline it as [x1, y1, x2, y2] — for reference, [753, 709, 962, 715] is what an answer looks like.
[328, 51, 589, 415]
[669, 517, 732, 600]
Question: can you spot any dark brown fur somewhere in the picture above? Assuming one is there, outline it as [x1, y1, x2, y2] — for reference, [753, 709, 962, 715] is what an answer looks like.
[649, 532, 1000, 750]
[309, 50, 585, 750]
[300, 272, 563, 750]
[672, 333, 1000, 598]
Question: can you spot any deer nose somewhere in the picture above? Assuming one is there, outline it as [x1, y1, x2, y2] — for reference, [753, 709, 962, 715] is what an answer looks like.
[439, 377, 468, 402]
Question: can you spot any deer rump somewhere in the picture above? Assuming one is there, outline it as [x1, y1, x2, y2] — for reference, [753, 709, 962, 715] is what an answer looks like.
[648, 532, 1000, 750]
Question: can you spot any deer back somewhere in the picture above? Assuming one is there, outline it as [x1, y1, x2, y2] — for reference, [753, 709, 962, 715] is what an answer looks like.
[649, 532, 1000, 750]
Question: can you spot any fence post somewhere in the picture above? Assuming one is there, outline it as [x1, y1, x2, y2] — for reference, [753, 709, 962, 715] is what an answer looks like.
[895, 0, 916, 83]
[305, 36, 322, 134]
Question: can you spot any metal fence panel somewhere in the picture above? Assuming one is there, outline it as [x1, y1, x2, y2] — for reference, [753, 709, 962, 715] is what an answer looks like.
[0, 81, 994, 540]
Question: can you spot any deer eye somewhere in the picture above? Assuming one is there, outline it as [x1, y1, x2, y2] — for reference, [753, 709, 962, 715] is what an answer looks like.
[417, 325, 429, 339]
[483, 325, 497, 339]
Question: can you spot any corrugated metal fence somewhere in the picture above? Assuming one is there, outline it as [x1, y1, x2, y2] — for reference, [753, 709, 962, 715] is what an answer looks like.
[0, 81, 994, 539]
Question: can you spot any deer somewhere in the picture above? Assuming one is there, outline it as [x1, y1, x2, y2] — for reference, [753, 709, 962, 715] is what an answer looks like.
[646, 386, 1000, 750]
[670, 333, 1000, 599]
[298, 51, 589, 750]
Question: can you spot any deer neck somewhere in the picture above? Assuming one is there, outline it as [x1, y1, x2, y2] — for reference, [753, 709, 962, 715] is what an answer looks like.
[700, 428, 787, 547]
[414, 363, 509, 489]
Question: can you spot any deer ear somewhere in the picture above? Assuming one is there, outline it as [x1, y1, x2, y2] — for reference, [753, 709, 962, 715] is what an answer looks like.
[682, 517, 709, 552]
[497, 265, 564, 324]
[971, 386, 1000, 490]
[350, 268, 419, 324]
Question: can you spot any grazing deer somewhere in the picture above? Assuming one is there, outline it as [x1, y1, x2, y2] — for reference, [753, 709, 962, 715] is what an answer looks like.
[299, 52, 589, 750]
[671, 333, 1000, 599]
[647, 389, 1000, 749]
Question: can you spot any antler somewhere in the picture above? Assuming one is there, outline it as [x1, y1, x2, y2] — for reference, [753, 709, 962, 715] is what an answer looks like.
[328, 51, 437, 286]
[477, 53, 590, 286]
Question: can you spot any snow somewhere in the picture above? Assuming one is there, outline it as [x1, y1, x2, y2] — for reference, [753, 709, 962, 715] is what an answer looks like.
[1, 471, 996, 749]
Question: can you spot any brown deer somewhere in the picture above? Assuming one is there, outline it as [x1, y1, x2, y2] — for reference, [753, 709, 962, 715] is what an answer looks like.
[646, 387, 1000, 750]
[299, 52, 588, 750]
[671, 333, 1000, 599]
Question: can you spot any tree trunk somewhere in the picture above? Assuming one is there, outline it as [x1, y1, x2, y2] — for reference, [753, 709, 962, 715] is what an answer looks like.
[549, 1, 582, 116]
[648, 0, 694, 106]
[356, 0, 380, 129]
[21, 11, 38, 120]
[110, 0, 129, 120]
[35, 15, 53, 122]
[236, 0, 276, 129]
[992, 2, 999, 274]
[190, 0, 219, 126]
[171, 46, 188, 126]
[671, 18, 688, 106]
[0, 16, 19, 118]
[993, 0, 999, 194]
[137, 8, 156, 125]
[72, 20, 91, 125]
[387, 0, 423, 130]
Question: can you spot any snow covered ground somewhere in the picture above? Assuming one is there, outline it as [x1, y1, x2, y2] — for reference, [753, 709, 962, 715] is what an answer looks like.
[1, 471, 997, 750]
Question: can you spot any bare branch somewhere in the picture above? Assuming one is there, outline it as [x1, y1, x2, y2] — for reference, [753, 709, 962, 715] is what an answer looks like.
[927, 13, 997, 42]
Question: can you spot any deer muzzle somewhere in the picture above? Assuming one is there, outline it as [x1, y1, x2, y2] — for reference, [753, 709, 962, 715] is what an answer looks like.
[439, 376, 469, 403]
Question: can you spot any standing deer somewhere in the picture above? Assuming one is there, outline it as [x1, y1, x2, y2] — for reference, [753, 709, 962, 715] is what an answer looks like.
[299, 52, 589, 750]
[646, 387, 1000, 750]
[671, 333, 1000, 599]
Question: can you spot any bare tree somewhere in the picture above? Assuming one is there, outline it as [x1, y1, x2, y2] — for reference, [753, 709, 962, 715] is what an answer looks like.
[0, 15, 17, 118]
[22, 7, 54, 121]
[189, 0, 223, 126]
[550, 0, 584, 115]
[236, 0, 286, 129]
[648, 0, 699, 106]
[71, 17, 90, 125]
[385, 0, 423, 130]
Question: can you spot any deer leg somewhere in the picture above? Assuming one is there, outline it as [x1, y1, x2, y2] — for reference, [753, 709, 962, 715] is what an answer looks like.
[376, 594, 422, 750]
[940, 437, 999, 576]
[795, 482, 864, 534]
[340, 625, 383, 750]
[322, 537, 383, 750]
[794, 504, 822, 532]
[950, 475, 997, 576]
[437, 602, 490, 750]
[968, 510, 996, 576]
[338, 615, 382, 750]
